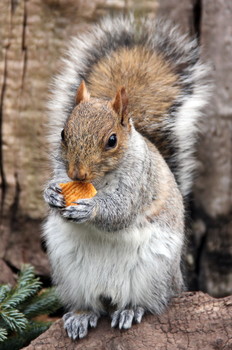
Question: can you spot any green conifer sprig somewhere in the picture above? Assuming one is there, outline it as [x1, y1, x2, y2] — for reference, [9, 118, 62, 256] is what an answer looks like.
[0, 264, 62, 350]
[0, 327, 7, 341]
[23, 288, 60, 318]
[0, 307, 28, 332]
[0, 285, 11, 303]
[0, 321, 52, 350]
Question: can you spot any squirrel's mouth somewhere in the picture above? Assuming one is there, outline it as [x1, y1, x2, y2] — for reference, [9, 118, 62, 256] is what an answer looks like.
[76, 179, 93, 184]
[68, 177, 94, 184]
[67, 172, 96, 184]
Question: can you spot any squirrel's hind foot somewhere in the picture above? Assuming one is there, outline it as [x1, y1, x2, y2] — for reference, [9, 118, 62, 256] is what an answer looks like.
[63, 311, 99, 340]
[111, 306, 145, 330]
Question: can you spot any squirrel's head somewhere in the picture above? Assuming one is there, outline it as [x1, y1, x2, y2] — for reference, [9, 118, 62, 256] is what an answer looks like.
[61, 81, 131, 182]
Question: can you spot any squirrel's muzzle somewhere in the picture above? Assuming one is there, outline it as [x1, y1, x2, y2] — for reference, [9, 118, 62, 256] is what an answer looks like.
[68, 164, 90, 182]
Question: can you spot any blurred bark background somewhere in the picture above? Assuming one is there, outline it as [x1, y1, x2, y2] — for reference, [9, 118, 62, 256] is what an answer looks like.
[0, 0, 231, 297]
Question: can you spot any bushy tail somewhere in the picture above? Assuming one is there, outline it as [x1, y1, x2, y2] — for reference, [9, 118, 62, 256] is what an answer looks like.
[48, 15, 210, 197]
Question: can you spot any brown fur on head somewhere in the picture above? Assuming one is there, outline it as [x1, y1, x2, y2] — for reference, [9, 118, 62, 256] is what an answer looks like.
[61, 82, 130, 182]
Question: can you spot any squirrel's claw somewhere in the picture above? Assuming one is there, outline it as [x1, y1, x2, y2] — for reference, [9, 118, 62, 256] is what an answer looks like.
[62, 199, 96, 223]
[111, 307, 145, 329]
[134, 306, 145, 323]
[63, 311, 99, 340]
[44, 183, 65, 208]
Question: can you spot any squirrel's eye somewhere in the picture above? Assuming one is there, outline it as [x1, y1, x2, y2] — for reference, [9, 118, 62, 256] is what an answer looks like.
[61, 129, 65, 141]
[107, 134, 117, 149]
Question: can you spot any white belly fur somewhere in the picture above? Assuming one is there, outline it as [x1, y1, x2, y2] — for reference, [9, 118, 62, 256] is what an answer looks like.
[44, 213, 183, 313]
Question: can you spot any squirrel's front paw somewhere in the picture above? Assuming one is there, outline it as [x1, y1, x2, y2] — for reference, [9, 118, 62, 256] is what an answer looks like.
[44, 183, 65, 208]
[61, 198, 97, 223]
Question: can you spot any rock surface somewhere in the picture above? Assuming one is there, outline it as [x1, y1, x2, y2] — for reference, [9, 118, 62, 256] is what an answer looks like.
[23, 292, 232, 350]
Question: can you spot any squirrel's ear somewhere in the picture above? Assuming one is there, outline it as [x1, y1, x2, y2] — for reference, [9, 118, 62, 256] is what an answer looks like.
[75, 81, 90, 105]
[111, 87, 129, 125]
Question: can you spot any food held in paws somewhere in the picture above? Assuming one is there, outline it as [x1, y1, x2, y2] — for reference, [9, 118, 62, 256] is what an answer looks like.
[59, 182, 97, 207]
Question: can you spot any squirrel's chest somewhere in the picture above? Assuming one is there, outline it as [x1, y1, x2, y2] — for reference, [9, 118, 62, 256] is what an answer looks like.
[50, 219, 154, 311]
[68, 229, 147, 309]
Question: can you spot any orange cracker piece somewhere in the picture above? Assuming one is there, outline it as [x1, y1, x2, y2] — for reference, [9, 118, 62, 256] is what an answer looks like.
[59, 181, 97, 207]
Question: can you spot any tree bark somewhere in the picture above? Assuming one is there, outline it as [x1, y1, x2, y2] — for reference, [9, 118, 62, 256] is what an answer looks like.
[156, 0, 232, 297]
[193, 0, 232, 297]
[22, 292, 232, 350]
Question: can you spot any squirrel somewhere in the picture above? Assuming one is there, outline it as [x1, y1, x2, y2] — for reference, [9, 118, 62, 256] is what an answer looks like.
[43, 15, 209, 340]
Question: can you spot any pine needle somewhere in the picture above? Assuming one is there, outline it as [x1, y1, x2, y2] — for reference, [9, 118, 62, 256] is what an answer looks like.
[0, 309, 28, 332]
[0, 285, 11, 304]
[0, 327, 7, 342]
[17, 265, 37, 287]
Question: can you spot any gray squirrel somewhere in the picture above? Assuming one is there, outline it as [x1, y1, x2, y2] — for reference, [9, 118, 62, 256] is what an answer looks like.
[43, 15, 209, 340]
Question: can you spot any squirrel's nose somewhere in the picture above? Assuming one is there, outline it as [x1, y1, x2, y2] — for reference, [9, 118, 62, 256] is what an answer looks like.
[75, 173, 87, 181]
[68, 166, 88, 182]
